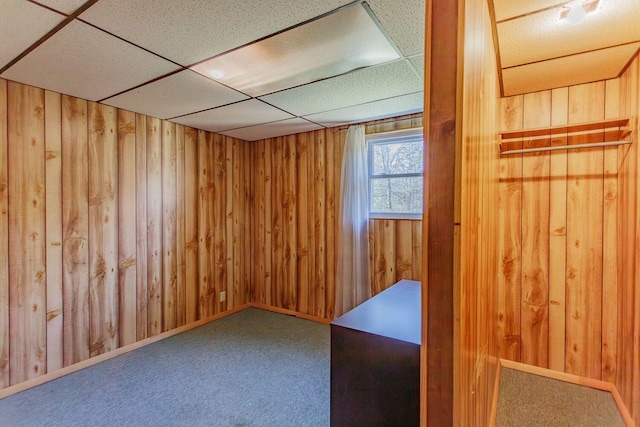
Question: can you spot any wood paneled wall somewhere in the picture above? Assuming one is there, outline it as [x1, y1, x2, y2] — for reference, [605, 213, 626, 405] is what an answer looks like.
[0, 78, 251, 388]
[498, 60, 640, 422]
[454, 0, 501, 425]
[251, 115, 423, 320]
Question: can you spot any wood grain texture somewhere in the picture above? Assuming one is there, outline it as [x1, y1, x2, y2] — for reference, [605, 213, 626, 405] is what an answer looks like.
[175, 125, 186, 327]
[45, 90, 63, 373]
[135, 113, 148, 341]
[521, 91, 550, 368]
[296, 133, 309, 314]
[146, 117, 163, 336]
[618, 55, 639, 425]
[453, 0, 501, 424]
[184, 127, 198, 324]
[602, 79, 620, 384]
[8, 82, 47, 384]
[313, 131, 326, 318]
[498, 95, 522, 361]
[88, 102, 119, 357]
[117, 109, 137, 347]
[61, 95, 90, 366]
[161, 121, 177, 331]
[213, 134, 225, 314]
[0, 80, 252, 393]
[0, 79, 8, 388]
[566, 82, 605, 380]
[548, 87, 568, 373]
[197, 131, 214, 318]
[499, 74, 640, 422]
[424, 0, 459, 424]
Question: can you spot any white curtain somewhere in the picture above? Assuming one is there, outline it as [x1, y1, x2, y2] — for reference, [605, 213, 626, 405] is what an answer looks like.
[335, 125, 371, 317]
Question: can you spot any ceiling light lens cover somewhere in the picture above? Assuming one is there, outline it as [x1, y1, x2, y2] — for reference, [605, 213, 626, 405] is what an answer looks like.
[191, 4, 400, 97]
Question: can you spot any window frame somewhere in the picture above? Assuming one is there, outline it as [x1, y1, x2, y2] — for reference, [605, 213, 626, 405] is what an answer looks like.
[367, 127, 424, 220]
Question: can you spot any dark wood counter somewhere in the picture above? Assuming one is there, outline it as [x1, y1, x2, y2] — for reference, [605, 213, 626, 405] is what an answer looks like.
[330, 280, 421, 427]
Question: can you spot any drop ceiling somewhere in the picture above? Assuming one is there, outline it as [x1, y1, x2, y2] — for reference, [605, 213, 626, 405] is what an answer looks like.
[491, 0, 640, 96]
[0, 0, 425, 141]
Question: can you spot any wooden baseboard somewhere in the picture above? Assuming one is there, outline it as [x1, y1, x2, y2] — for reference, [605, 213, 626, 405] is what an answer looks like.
[249, 303, 333, 324]
[492, 359, 635, 427]
[0, 303, 250, 400]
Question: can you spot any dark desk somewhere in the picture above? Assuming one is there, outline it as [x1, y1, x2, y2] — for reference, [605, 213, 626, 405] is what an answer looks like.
[330, 280, 421, 427]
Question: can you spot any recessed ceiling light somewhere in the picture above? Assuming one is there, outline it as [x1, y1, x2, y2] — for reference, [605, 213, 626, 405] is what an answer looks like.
[560, 0, 601, 25]
[190, 3, 400, 97]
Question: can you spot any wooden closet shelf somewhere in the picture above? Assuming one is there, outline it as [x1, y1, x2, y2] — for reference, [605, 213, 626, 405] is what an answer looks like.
[499, 117, 632, 155]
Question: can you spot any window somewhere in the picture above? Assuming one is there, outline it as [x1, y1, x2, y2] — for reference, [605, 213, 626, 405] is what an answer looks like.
[367, 128, 424, 219]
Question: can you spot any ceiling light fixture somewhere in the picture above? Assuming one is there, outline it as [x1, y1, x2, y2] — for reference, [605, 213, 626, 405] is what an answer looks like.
[191, 3, 400, 97]
[560, 0, 601, 25]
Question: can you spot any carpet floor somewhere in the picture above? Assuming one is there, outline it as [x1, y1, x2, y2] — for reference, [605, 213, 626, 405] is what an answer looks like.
[0, 308, 330, 427]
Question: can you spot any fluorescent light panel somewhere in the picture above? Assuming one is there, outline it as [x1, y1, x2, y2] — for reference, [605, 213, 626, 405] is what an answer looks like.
[191, 3, 400, 97]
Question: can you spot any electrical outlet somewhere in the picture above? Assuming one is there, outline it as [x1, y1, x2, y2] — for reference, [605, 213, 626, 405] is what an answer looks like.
[220, 291, 226, 302]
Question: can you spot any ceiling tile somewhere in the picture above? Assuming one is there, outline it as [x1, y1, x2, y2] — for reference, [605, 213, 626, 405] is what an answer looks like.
[32, 0, 89, 14]
[491, 0, 564, 22]
[103, 70, 248, 120]
[303, 91, 423, 127]
[171, 99, 294, 133]
[260, 59, 422, 117]
[79, 0, 352, 66]
[409, 54, 424, 80]
[221, 118, 323, 142]
[498, 0, 640, 68]
[367, 0, 425, 56]
[1, 20, 179, 101]
[502, 43, 640, 96]
[0, 0, 65, 70]
[191, 3, 399, 97]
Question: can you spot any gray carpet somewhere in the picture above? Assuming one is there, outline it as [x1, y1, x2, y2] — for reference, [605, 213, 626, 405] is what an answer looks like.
[0, 308, 330, 427]
[496, 367, 625, 427]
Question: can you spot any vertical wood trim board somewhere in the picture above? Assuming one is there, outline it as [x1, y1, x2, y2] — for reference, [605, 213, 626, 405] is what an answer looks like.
[8, 82, 47, 384]
[44, 90, 63, 373]
[117, 109, 137, 347]
[88, 102, 119, 357]
[0, 79, 8, 388]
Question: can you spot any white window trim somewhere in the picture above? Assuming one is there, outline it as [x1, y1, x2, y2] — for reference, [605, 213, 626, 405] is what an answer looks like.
[367, 127, 424, 220]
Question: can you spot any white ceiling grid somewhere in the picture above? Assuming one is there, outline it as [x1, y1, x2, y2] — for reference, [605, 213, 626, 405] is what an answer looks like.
[1, 0, 425, 141]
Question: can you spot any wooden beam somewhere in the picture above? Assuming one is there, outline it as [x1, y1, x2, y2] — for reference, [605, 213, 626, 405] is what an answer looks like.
[422, 0, 459, 424]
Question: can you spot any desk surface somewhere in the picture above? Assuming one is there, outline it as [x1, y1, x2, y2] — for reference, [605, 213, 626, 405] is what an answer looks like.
[331, 280, 421, 345]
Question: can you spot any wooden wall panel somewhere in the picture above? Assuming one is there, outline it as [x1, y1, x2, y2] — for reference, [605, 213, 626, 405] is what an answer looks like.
[548, 87, 568, 372]
[499, 72, 640, 422]
[0, 79, 8, 388]
[61, 94, 90, 366]
[454, 0, 501, 424]
[521, 91, 551, 368]
[44, 90, 63, 373]
[8, 82, 47, 384]
[161, 121, 177, 331]
[88, 102, 119, 357]
[0, 79, 250, 391]
[184, 127, 198, 324]
[135, 113, 148, 341]
[602, 79, 620, 383]
[251, 115, 423, 321]
[565, 82, 605, 379]
[117, 109, 137, 347]
[498, 95, 522, 361]
[618, 55, 640, 424]
[197, 131, 213, 318]
[146, 117, 163, 336]
[176, 124, 186, 327]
